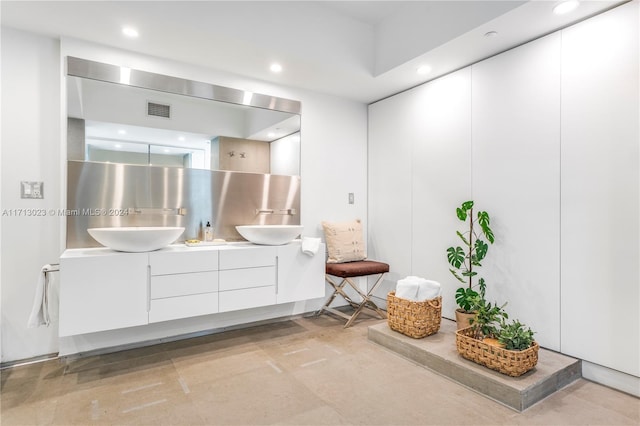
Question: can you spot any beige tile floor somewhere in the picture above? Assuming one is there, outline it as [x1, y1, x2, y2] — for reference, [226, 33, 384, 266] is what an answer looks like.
[1, 314, 638, 425]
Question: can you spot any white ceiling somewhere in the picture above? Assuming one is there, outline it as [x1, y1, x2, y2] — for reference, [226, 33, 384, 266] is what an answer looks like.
[0, 0, 627, 103]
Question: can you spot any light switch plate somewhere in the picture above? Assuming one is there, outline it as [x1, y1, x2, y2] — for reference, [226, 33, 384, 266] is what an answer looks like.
[21, 181, 44, 199]
[348, 193, 354, 204]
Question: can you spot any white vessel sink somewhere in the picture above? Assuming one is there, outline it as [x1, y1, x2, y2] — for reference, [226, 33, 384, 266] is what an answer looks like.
[87, 226, 185, 252]
[236, 225, 303, 245]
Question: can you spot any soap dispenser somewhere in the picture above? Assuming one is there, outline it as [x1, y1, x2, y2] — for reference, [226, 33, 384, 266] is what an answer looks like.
[204, 221, 214, 242]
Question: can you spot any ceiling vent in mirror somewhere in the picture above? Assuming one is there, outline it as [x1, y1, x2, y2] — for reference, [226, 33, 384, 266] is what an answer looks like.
[147, 101, 171, 118]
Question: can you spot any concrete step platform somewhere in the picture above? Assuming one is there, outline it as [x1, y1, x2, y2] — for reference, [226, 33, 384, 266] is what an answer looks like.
[368, 319, 581, 411]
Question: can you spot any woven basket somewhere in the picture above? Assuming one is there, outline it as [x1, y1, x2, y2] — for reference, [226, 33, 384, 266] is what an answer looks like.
[387, 292, 442, 338]
[455, 326, 539, 377]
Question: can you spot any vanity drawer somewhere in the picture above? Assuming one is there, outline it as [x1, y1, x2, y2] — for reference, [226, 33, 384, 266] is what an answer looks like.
[219, 266, 276, 291]
[219, 247, 276, 270]
[150, 250, 218, 275]
[150, 271, 218, 299]
[218, 286, 276, 312]
[149, 292, 219, 323]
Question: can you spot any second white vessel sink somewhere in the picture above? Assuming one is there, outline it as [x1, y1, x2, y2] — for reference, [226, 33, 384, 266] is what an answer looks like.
[88, 226, 185, 252]
[236, 225, 303, 245]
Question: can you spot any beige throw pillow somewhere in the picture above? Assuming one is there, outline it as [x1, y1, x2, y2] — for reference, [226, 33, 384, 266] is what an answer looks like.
[322, 219, 367, 263]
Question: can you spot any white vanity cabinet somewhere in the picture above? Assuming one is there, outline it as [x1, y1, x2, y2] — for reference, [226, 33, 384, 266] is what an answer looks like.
[276, 241, 325, 304]
[59, 250, 148, 336]
[59, 242, 325, 337]
[148, 249, 219, 323]
[218, 246, 277, 312]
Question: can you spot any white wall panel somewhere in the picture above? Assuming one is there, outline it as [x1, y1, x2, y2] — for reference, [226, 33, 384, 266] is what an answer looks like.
[368, 88, 417, 295]
[472, 33, 562, 351]
[560, 2, 639, 376]
[410, 68, 472, 320]
[0, 28, 62, 361]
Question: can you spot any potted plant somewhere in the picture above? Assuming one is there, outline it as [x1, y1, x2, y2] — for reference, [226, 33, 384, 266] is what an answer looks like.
[447, 201, 539, 376]
[469, 296, 508, 341]
[446, 200, 495, 329]
[455, 313, 539, 377]
[498, 319, 535, 351]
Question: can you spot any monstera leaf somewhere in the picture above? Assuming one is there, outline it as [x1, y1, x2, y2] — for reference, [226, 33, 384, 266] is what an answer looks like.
[456, 231, 470, 247]
[475, 239, 488, 262]
[449, 268, 466, 284]
[455, 287, 480, 312]
[447, 246, 465, 268]
[456, 201, 474, 221]
[478, 211, 494, 243]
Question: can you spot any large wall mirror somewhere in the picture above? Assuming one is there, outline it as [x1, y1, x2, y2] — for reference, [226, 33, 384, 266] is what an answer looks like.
[66, 57, 301, 176]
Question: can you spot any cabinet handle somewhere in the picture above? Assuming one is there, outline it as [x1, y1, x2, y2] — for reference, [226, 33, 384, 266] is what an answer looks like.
[275, 255, 279, 295]
[147, 265, 151, 312]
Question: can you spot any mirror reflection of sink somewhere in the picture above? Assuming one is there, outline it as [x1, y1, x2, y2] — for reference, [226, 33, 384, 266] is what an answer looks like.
[87, 227, 185, 252]
[236, 225, 303, 246]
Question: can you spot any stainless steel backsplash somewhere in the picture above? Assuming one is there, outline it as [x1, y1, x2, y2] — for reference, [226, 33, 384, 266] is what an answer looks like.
[67, 161, 301, 248]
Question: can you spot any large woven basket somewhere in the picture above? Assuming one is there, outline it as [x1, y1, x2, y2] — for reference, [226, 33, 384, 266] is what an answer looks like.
[387, 292, 442, 338]
[455, 326, 539, 377]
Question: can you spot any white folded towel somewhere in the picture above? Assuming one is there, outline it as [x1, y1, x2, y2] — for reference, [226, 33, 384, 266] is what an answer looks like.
[301, 237, 321, 256]
[28, 264, 53, 328]
[395, 277, 420, 300]
[395, 276, 441, 301]
[417, 279, 441, 301]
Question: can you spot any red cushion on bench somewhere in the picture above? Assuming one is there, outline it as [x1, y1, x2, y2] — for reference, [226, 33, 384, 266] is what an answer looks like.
[326, 260, 389, 278]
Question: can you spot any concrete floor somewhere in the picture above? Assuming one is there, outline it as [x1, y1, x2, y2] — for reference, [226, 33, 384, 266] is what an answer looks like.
[1, 315, 638, 425]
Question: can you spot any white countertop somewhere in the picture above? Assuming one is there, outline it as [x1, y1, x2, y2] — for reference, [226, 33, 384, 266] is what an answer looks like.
[61, 239, 303, 258]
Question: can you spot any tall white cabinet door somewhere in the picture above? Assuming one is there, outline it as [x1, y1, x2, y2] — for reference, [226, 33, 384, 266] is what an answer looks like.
[472, 33, 562, 350]
[410, 68, 472, 320]
[560, 2, 639, 376]
[276, 241, 325, 304]
[368, 86, 421, 292]
[59, 252, 149, 336]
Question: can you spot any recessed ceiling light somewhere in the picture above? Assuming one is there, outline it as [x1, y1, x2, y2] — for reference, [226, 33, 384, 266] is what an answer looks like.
[164, 148, 170, 153]
[118, 129, 126, 135]
[115, 144, 122, 149]
[484, 31, 498, 38]
[119, 67, 131, 85]
[267, 132, 276, 138]
[243, 91, 254, 105]
[270, 63, 283, 73]
[122, 26, 139, 38]
[416, 65, 431, 75]
[553, 0, 579, 15]
[178, 136, 185, 141]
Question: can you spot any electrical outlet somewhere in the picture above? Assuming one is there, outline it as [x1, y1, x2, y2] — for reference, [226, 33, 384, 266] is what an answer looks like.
[348, 193, 354, 204]
[32, 182, 42, 198]
[21, 181, 44, 199]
